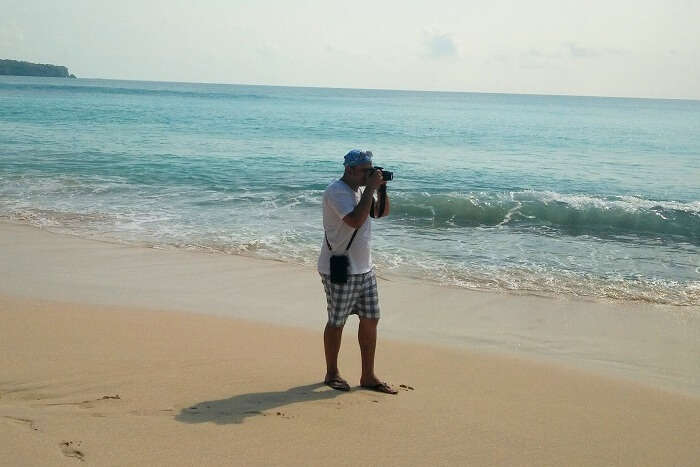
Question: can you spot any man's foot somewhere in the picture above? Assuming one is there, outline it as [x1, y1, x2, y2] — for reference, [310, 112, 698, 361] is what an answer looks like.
[360, 379, 398, 395]
[324, 376, 350, 392]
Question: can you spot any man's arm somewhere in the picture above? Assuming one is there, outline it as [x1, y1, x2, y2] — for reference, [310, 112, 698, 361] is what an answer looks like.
[342, 170, 384, 229]
[373, 185, 391, 218]
[343, 187, 377, 229]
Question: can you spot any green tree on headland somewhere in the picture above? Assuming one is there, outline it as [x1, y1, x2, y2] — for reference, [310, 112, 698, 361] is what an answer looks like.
[0, 59, 76, 78]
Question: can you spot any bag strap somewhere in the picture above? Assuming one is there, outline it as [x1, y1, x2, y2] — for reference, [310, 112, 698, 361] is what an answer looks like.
[345, 229, 359, 251]
[325, 229, 358, 252]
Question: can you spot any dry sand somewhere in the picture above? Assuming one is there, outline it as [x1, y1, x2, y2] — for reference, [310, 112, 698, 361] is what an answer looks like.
[1, 222, 700, 466]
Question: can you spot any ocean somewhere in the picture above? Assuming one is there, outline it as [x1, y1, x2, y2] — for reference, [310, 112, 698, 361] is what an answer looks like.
[1, 76, 698, 306]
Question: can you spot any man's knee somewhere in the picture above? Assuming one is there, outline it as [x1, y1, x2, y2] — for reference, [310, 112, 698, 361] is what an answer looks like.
[359, 317, 379, 327]
[326, 321, 345, 330]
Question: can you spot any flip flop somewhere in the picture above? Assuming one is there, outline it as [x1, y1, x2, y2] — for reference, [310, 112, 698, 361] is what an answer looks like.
[324, 377, 351, 392]
[361, 381, 398, 395]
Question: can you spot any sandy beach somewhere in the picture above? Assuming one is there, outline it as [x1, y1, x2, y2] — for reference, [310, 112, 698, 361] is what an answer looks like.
[2, 221, 700, 466]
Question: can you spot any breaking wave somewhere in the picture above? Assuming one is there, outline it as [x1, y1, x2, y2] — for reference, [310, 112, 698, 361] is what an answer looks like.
[392, 191, 700, 242]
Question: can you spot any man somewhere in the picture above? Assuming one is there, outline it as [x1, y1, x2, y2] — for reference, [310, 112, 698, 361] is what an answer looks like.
[318, 149, 398, 394]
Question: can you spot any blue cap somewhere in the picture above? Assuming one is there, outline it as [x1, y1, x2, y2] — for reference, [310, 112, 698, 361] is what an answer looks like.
[343, 149, 373, 167]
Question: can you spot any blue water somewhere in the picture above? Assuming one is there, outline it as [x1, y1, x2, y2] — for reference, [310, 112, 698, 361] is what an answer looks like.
[1, 76, 699, 305]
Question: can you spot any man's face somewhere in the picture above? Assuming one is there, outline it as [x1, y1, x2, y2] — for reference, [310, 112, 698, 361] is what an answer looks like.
[350, 162, 373, 185]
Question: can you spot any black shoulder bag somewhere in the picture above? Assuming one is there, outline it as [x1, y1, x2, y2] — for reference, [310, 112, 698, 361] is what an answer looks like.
[325, 229, 359, 284]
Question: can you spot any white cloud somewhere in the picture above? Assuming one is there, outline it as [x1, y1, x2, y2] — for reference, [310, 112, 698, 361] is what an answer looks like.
[422, 28, 458, 59]
[505, 42, 628, 69]
[564, 42, 628, 59]
[565, 42, 599, 58]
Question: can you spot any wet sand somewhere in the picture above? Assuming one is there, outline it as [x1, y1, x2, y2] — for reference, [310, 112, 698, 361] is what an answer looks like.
[1, 222, 700, 465]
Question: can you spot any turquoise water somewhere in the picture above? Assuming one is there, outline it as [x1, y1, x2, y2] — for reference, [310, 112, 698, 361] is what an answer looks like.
[1, 76, 698, 305]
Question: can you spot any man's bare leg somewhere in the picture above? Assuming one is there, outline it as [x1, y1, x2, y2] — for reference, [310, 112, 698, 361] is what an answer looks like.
[324, 322, 349, 390]
[358, 317, 397, 394]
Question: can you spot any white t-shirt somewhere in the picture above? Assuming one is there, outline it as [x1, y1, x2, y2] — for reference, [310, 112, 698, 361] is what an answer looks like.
[317, 179, 373, 275]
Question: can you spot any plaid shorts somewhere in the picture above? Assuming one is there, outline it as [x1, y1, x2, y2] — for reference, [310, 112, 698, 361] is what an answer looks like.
[320, 268, 380, 327]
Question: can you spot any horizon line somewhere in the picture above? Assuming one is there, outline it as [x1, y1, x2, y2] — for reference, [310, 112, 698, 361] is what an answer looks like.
[3, 72, 698, 102]
[77, 75, 700, 102]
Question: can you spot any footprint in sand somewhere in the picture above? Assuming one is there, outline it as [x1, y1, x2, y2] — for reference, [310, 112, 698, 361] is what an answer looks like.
[59, 441, 85, 461]
[2, 415, 40, 431]
[45, 394, 121, 409]
[100, 394, 120, 400]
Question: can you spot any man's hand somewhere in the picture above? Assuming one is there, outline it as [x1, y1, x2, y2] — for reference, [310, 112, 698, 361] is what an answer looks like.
[366, 169, 384, 191]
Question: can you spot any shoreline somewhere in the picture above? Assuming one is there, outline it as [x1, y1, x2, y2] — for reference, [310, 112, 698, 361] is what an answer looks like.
[2, 216, 695, 308]
[1, 220, 699, 397]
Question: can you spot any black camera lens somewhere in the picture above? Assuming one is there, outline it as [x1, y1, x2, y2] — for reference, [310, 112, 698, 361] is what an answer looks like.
[370, 166, 393, 181]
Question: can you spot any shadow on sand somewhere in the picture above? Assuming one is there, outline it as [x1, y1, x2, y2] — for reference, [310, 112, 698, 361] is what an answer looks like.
[175, 382, 344, 424]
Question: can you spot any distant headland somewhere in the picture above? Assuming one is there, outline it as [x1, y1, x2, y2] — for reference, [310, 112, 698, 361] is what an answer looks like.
[0, 59, 76, 78]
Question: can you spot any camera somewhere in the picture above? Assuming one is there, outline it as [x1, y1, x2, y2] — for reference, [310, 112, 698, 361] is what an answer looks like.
[369, 166, 393, 181]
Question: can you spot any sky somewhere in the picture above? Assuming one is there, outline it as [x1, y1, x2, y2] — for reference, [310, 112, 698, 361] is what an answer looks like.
[1, 0, 699, 99]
